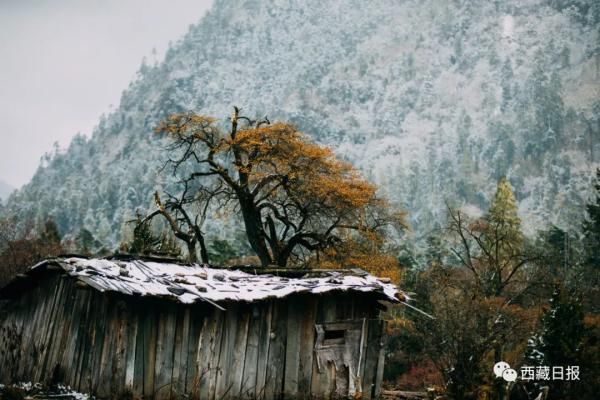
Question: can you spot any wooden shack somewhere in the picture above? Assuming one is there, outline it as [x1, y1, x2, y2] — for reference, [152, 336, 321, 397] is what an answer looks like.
[0, 256, 405, 399]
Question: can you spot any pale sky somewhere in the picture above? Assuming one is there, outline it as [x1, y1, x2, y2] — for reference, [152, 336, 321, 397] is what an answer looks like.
[0, 0, 214, 188]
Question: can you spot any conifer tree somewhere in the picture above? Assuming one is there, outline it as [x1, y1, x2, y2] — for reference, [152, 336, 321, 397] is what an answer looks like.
[525, 286, 585, 400]
[125, 216, 161, 256]
[75, 228, 98, 255]
[487, 177, 523, 248]
[583, 168, 600, 268]
[40, 219, 61, 246]
[480, 177, 526, 297]
[156, 232, 182, 258]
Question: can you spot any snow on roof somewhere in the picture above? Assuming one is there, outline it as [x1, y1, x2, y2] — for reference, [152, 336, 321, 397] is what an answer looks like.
[28, 257, 404, 309]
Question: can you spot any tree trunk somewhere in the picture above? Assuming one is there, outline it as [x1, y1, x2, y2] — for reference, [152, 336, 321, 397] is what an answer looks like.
[238, 195, 272, 266]
[494, 345, 506, 400]
[230, 108, 273, 267]
[198, 234, 209, 264]
[186, 241, 197, 263]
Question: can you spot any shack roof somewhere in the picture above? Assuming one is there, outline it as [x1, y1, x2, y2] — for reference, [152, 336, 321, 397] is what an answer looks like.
[2, 257, 406, 309]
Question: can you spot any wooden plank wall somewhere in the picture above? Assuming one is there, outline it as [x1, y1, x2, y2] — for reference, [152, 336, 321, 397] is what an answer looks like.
[0, 276, 388, 400]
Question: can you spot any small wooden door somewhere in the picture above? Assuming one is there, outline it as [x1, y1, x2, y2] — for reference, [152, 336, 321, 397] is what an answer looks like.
[313, 319, 367, 398]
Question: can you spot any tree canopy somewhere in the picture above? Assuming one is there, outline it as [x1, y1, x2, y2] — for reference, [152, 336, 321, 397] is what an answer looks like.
[149, 107, 405, 280]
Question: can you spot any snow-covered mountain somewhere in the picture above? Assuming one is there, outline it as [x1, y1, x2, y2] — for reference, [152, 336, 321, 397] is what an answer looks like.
[3, 0, 599, 248]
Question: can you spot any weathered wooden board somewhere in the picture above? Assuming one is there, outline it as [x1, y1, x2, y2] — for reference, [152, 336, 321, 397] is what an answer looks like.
[133, 302, 147, 397]
[216, 303, 240, 399]
[142, 304, 158, 398]
[194, 314, 211, 399]
[264, 300, 287, 399]
[124, 303, 139, 391]
[297, 296, 317, 395]
[374, 320, 388, 399]
[154, 307, 177, 399]
[36, 277, 64, 381]
[254, 302, 272, 399]
[206, 310, 226, 400]
[185, 307, 204, 395]
[240, 304, 261, 398]
[284, 297, 302, 397]
[229, 305, 250, 398]
[171, 307, 188, 397]
[320, 296, 338, 323]
[74, 289, 95, 392]
[96, 294, 114, 397]
[0, 277, 388, 400]
[362, 318, 383, 400]
[196, 310, 218, 400]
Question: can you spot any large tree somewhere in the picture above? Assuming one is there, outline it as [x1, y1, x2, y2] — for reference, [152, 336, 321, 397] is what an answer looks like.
[447, 177, 529, 298]
[151, 108, 405, 277]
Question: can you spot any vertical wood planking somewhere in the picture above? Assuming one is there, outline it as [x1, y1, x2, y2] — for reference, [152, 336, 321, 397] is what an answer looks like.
[36, 277, 65, 381]
[63, 288, 86, 387]
[321, 296, 337, 323]
[171, 308, 184, 397]
[97, 295, 117, 398]
[88, 292, 104, 394]
[112, 301, 129, 394]
[361, 319, 382, 400]
[11, 290, 31, 380]
[133, 302, 147, 397]
[284, 297, 302, 397]
[298, 296, 317, 396]
[172, 307, 190, 397]
[0, 273, 392, 400]
[254, 302, 272, 399]
[215, 304, 239, 399]
[264, 300, 287, 399]
[357, 317, 370, 397]
[153, 308, 167, 398]
[26, 281, 48, 380]
[336, 293, 354, 321]
[75, 289, 95, 393]
[48, 279, 74, 383]
[143, 305, 159, 398]
[124, 303, 139, 391]
[373, 320, 387, 399]
[241, 304, 261, 398]
[185, 307, 205, 396]
[195, 313, 214, 400]
[207, 310, 225, 400]
[229, 306, 250, 398]
[154, 306, 177, 400]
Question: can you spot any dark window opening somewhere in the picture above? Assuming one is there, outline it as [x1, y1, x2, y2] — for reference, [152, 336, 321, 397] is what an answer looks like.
[323, 329, 345, 345]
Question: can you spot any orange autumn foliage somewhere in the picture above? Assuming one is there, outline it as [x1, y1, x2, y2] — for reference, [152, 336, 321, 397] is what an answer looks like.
[155, 109, 406, 277]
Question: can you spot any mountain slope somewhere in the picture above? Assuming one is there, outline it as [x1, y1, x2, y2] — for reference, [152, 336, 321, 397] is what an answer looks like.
[4, 0, 600, 247]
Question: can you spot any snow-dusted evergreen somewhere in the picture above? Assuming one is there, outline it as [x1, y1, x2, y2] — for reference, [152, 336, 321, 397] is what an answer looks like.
[3, 0, 599, 249]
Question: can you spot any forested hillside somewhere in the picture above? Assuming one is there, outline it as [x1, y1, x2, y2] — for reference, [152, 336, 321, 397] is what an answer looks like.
[3, 0, 599, 250]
